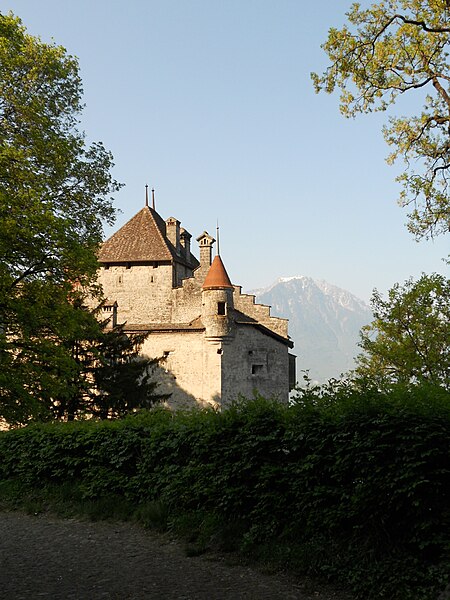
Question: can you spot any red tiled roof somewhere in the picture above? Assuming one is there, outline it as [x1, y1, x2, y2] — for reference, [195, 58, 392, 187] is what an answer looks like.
[202, 255, 233, 289]
[99, 207, 199, 270]
[99, 207, 172, 262]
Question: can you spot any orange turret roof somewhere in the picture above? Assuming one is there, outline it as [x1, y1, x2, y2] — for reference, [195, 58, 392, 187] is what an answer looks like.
[202, 255, 233, 289]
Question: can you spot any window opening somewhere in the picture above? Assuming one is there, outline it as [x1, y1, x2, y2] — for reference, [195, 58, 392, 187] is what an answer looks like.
[218, 302, 226, 316]
[251, 364, 264, 375]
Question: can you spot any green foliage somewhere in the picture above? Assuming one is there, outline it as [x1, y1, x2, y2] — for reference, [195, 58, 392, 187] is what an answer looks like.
[1, 390, 450, 598]
[354, 273, 450, 389]
[0, 12, 122, 424]
[312, 1, 450, 239]
[90, 326, 168, 419]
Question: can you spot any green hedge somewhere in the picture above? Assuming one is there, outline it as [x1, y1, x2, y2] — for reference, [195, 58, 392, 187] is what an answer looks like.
[1, 386, 449, 599]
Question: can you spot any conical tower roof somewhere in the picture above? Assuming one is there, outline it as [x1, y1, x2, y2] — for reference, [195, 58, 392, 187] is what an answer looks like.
[202, 255, 233, 290]
[99, 206, 173, 263]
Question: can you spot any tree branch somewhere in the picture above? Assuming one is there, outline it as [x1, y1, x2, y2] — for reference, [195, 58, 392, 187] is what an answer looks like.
[394, 13, 450, 34]
[432, 76, 450, 110]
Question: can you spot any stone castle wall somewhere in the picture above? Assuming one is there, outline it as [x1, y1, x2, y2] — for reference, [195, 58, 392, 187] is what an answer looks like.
[171, 269, 204, 323]
[140, 330, 222, 409]
[233, 286, 289, 338]
[98, 220, 293, 408]
[98, 263, 174, 324]
[220, 325, 290, 406]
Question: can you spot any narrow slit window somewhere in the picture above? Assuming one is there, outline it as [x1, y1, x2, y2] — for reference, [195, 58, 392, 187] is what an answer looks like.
[218, 302, 226, 315]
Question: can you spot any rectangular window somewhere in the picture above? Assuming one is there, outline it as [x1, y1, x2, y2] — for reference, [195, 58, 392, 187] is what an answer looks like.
[251, 364, 264, 375]
[218, 302, 226, 315]
[289, 353, 296, 391]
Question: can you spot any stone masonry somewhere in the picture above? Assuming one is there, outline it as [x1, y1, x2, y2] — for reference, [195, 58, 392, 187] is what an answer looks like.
[97, 202, 295, 408]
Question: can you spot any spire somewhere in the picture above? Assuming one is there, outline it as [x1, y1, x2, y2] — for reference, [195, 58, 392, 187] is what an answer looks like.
[216, 221, 220, 256]
[145, 184, 149, 207]
[202, 255, 233, 290]
[152, 188, 155, 210]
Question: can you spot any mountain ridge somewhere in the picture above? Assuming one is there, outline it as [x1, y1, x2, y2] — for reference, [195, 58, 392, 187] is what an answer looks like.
[248, 276, 373, 383]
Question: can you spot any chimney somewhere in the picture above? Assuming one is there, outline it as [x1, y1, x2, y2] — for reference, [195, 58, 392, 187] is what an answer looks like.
[102, 301, 118, 329]
[166, 217, 181, 253]
[180, 228, 192, 262]
[196, 231, 215, 271]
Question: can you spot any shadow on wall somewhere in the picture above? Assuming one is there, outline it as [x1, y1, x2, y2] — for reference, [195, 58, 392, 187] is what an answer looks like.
[146, 359, 221, 411]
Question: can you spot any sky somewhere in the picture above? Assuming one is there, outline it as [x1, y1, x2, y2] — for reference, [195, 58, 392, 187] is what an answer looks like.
[3, 0, 449, 302]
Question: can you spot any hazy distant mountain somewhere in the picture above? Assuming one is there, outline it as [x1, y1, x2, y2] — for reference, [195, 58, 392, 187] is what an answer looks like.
[249, 276, 373, 384]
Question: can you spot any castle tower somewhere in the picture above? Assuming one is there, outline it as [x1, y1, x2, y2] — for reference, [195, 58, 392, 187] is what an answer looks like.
[97, 202, 199, 324]
[201, 255, 234, 339]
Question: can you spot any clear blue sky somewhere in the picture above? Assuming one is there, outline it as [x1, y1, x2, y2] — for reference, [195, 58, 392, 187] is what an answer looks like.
[4, 0, 449, 302]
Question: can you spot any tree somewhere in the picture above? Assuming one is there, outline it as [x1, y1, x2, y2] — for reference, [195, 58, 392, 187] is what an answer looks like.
[89, 326, 169, 420]
[312, 1, 450, 239]
[0, 12, 122, 423]
[354, 273, 450, 389]
[52, 305, 167, 422]
[1, 292, 166, 425]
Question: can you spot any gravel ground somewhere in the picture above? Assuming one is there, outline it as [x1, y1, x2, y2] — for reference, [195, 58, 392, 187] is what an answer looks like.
[0, 511, 351, 600]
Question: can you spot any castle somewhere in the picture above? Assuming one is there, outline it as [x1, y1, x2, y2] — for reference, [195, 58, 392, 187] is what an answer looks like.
[97, 196, 295, 409]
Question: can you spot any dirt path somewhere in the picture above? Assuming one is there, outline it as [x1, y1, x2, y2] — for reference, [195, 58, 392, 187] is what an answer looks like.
[0, 511, 350, 600]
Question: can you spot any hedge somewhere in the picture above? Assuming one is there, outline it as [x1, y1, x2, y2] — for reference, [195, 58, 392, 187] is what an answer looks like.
[0, 386, 449, 599]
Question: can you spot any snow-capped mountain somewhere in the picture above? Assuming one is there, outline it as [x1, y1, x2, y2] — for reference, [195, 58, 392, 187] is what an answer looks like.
[249, 276, 373, 384]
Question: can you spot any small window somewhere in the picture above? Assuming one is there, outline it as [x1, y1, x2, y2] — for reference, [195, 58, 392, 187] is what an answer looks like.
[218, 302, 226, 315]
[118, 275, 123, 285]
[251, 364, 264, 375]
[126, 263, 131, 269]
[104, 264, 110, 270]
[153, 262, 159, 269]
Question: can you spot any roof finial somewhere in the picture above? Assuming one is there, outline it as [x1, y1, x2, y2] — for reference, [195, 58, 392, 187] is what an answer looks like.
[152, 188, 155, 210]
[216, 220, 220, 256]
[145, 184, 149, 207]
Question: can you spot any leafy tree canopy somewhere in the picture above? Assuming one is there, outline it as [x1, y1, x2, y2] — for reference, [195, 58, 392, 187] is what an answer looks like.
[0, 12, 120, 290]
[0, 12, 123, 424]
[312, 1, 450, 239]
[354, 273, 450, 389]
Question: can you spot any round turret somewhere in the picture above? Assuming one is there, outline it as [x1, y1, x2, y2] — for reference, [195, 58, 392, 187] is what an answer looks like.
[201, 255, 234, 339]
